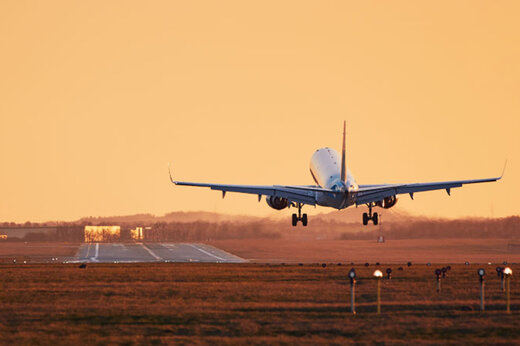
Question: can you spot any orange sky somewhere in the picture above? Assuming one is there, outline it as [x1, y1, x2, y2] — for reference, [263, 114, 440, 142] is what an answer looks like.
[1, 1, 519, 222]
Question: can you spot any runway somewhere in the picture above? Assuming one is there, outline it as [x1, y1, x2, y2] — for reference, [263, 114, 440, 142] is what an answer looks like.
[73, 243, 246, 263]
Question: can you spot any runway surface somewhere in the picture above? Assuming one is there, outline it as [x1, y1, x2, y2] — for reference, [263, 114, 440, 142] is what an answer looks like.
[72, 243, 246, 263]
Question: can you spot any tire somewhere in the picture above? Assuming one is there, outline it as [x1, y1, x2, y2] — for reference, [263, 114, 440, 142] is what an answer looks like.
[362, 213, 368, 226]
[292, 214, 298, 226]
[302, 213, 308, 226]
[373, 212, 379, 225]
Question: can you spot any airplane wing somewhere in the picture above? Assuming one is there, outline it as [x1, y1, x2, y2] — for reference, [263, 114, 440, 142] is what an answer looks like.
[169, 167, 331, 206]
[356, 165, 505, 205]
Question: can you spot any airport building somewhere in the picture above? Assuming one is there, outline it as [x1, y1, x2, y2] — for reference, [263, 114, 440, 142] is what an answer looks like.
[83, 226, 149, 242]
[84, 226, 121, 243]
[0, 225, 152, 243]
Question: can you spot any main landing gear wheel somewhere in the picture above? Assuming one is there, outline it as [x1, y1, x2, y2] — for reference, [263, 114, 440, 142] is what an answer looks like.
[302, 213, 308, 226]
[292, 214, 298, 226]
[291, 203, 308, 227]
[362, 203, 379, 226]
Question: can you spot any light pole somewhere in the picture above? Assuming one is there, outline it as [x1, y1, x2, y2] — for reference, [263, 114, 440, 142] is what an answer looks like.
[348, 268, 356, 314]
[503, 267, 513, 313]
[373, 269, 383, 314]
[478, 268, 485, 311]
[496, 266, 505, 292]
[435, 269, 442, 293]
[386, 268, 392, 280]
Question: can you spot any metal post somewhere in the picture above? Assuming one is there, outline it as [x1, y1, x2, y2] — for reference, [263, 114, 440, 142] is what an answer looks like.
[435, 269, 442, 293]
[350, 279, 356, 314]
[376, 279, 381, 314]
[480, 277, 485, 311]
[506, 276, 511, 313]
[501, 274, 505, 292]
[348, 269, 356, 314]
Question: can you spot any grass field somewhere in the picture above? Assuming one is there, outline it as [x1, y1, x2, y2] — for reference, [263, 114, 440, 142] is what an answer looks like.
[0, 242, 80, 263]
[209, 238, 520, 264]
[0, 262, 518, 344]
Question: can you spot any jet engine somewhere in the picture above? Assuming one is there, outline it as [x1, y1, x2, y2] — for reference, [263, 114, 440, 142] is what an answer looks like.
[382, 195, 397, 209]
[266, 196, 288, 210]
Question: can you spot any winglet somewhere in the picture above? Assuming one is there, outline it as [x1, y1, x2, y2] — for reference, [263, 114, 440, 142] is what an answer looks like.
[499, 160, 507, 180]
[168, 163, 176, 184]
[340, 120, 346, 183]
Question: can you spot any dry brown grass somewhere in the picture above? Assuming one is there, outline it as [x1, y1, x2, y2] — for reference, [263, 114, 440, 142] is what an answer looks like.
[0, 242, 80, 263]
[208, 238, 520, 264]
[0, 262, 518, 344]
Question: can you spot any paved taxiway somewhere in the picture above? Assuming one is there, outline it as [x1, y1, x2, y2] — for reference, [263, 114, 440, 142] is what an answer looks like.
[73, 243, 246, 263]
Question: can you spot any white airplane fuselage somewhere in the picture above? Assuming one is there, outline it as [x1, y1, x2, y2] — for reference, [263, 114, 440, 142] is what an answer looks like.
[309, 147, 359, 209]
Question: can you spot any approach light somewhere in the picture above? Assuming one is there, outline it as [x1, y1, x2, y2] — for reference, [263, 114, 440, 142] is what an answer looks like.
[349, 268, 357, 279]
[386, 268, 392, 279]
[504, 267, 512, 313]
[478, 268, 486, 311]
[348, 268, 357, 314]
[435, 269, 442, 293]
[373, 269, 383, 314]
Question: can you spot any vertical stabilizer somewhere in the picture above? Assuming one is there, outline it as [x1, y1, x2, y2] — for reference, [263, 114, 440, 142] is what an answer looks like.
[341, 121, 346, 182]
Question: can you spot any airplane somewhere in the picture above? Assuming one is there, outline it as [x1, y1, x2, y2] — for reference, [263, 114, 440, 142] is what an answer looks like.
[169, 122, 505, 226]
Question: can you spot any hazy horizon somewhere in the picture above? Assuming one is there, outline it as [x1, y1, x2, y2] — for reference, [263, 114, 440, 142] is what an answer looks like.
[1, 1, 519, 222]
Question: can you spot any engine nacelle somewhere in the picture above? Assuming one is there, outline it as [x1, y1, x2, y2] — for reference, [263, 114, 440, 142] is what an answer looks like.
[382, 195, 397, 209]
[266, 196, 288, 210]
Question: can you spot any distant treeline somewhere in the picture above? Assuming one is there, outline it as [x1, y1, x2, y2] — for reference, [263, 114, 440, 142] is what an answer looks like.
[1, 216, 519, 242]
[145, 221, 281, 241]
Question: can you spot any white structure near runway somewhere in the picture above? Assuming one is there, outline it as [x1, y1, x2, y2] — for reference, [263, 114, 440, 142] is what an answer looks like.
[73, 242, 246, 263]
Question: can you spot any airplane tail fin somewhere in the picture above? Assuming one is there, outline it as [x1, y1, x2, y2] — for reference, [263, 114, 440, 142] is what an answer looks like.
[341, 120, 346, 183]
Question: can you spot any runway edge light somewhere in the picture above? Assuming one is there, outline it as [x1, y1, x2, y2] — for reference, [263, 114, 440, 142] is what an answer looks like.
[373, 270, 383, 314]
[349, 268, 356, 314]
[504, 267, 513, 313]
[478, 268, 486, 311]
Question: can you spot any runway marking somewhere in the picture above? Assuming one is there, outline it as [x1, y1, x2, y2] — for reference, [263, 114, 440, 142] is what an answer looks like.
[90, 243, 99, 262]
[140, 243, 162, 260]
[188, 244, 226, 261]
[85, 243, 92, 258]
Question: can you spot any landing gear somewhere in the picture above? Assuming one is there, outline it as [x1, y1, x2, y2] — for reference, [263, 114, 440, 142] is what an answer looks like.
[363, 203, 379, 226]
[291, 203, 308, 227]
